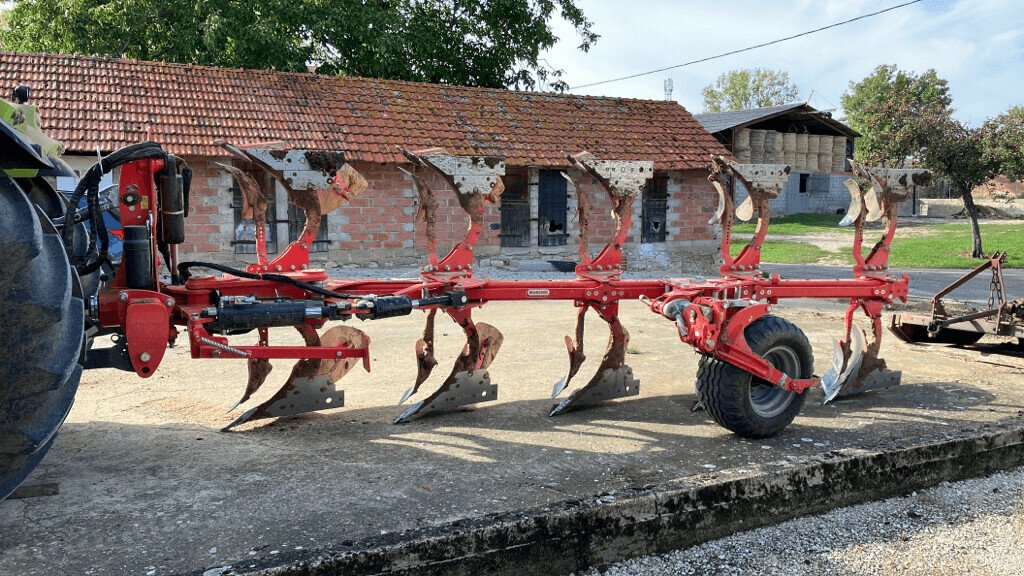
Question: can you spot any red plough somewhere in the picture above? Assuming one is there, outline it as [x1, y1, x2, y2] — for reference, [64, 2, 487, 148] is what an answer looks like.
[86, 143, 930, 438]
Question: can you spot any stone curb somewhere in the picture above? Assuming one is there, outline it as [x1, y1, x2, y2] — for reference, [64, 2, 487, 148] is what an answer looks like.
[195, 415, 1024, 576]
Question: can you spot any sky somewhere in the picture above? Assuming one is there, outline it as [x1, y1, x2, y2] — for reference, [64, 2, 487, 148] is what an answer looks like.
[540, 0, 1023, 124]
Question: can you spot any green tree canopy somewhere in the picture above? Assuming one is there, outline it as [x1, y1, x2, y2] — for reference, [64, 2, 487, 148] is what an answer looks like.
[701, 68, 800, 113]
[0, 0, 597, 91]
[982, 106, 1024, 181]
[841, 64, 952, 165]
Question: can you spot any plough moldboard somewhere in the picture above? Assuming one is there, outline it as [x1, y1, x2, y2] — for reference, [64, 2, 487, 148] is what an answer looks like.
[89, 143, 931, 438]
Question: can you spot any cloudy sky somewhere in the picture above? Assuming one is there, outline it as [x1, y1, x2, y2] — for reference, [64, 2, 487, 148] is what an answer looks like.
[540, 0, 1023, 124]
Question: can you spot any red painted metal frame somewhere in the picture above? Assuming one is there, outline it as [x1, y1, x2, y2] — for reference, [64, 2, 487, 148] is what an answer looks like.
[97, 155, 906, 402]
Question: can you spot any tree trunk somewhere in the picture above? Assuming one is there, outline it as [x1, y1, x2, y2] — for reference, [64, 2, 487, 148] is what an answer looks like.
[960, 186, 984, 258]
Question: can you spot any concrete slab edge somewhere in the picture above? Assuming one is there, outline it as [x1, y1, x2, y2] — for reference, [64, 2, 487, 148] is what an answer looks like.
[198, 415, 1024, 576]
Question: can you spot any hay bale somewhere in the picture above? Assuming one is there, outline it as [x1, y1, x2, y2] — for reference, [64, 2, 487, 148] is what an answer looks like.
[819, 153, 832, 171]
[819, 134, 833, 155]
[783, 132, 797, 153]
[734, 128, 751, 151]
[795, 133, 809, 154]
[749, 129, 766, 163]
[736, 148, 751, 163]
[807, 135, 820, 160]
[784, 151, 797, 167]
[806, 153, 819, 171]
[763, 131, 782, 163]
[832, 137, 847, 171]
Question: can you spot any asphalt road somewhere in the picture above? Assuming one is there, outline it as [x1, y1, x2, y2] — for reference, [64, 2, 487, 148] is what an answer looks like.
[763, 263, 1024, 304]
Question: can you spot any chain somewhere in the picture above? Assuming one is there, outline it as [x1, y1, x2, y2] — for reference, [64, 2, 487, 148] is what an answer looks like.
[988, 268, 1004, 310]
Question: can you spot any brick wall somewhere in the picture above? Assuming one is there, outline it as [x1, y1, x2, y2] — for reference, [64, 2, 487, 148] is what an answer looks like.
[177, 157, 720, 273]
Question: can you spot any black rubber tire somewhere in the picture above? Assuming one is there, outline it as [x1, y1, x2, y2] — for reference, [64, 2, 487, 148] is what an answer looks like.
[695, 315, 812, 438]
[0, 173, 84, 500]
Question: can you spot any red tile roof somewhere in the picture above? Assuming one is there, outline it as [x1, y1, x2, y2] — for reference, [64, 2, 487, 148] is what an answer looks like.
[0, 51, 730, 169]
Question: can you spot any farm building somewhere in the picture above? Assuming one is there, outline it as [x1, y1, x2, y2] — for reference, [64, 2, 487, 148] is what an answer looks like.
[694, 102, 860, 216]
[0, 51, 731, 272]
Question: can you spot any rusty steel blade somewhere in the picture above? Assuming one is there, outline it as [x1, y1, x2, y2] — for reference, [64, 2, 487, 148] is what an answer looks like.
[399, 309, 438, 404]
[222, 325, 368, 431]
[864, 186, 883, 222]
[394, 321, 504, 423]
[550, 306, 638, 416]
[734, 194, 755, 222]
[552, 306, 588, 398]
[821, 327, 866, 404]
[317, 325, 370, 381]
[709, 180, 727, 225]
[229, 327, 272, 412]
[839, 178, 863, 227]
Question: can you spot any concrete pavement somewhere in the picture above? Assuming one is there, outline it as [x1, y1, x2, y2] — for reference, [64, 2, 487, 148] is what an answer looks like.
[2, 299, 1024, 575]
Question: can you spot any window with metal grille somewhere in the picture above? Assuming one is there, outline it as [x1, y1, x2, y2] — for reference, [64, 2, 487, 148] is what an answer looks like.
[499, 167, 530, 247]
[641, 174, 668, 243]
[287, 203, 330, 253]
[231, 170, 278, 254]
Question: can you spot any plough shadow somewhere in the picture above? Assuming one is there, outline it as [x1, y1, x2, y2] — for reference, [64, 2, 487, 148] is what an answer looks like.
[216, 377, 1005, 467]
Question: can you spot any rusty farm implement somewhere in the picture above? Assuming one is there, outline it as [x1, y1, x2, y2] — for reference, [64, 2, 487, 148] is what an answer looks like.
[2, 96, 933, 498]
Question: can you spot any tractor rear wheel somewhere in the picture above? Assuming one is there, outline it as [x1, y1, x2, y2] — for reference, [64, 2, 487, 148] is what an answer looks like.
[0, 173, 84, 500]
[695, 315, 812, 438]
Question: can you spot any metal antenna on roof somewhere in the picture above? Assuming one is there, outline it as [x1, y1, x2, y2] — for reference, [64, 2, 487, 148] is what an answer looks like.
[664, 78, 673, 101]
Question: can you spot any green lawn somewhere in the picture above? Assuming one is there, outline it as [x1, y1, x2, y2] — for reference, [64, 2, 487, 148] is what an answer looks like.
[731, 213, 849, 235]
[885, 223, 1024, 268]
[729, 220, 1024, 268]
[730, 240, 832, 263]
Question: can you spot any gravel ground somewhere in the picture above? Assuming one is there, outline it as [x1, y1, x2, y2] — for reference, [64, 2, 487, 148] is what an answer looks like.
[577, 466, 1024, 576]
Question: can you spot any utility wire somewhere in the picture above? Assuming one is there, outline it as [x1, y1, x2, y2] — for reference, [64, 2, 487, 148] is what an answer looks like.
[567, 0, 923, 91]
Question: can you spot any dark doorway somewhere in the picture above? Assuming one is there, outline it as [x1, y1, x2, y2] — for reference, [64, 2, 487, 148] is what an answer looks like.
[642, 174, 668, 243]
[499, 167, 530, 247]
[538, 169, 567, 246]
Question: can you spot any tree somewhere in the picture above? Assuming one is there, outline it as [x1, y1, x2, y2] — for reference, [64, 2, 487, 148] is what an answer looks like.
[982, 106, 1024, 181]
[917, 107, 1024, 258]
[0, 0, 597, 91]
[701, 68, 800, 113]
[841, 64, 952, 165]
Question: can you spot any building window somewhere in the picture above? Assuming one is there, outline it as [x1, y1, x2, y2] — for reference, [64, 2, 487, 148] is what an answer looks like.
[231, 169, 278, 254]
[641, 174, 668, 243]
[287, 204, 330, 253]
[537, 169, 568, 246]
[799, 173, 810, 193]
[499, 167, 530, 247]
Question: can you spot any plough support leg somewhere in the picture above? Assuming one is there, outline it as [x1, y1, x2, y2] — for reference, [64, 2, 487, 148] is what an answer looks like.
[550, 303, 639, 416]
[395, 308, 503, 423]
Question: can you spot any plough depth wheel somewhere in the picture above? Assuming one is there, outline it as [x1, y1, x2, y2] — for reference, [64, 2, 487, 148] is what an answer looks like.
[695, 316, 811, 438]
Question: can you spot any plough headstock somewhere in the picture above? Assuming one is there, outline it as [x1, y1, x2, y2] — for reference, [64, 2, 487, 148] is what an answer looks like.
[215, 141, 369, 274]
[709, 155, 791, 276]
[841, 159, 931, 276]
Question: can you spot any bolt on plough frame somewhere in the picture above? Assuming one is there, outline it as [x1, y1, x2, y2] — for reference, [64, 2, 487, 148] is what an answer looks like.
[89, 142, 930, 438]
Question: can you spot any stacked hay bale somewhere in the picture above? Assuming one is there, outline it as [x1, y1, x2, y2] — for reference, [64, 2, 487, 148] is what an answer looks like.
[818, 135, 834, 173]
[734, 128, 751, 163]
[763, 131, 781, 164]
[795, 133, 809, 171]
[806, 134, 820, 171]
[783, 132, 797, 167]
[832, 137, 847, 171]
[749, 129, 766, 163]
